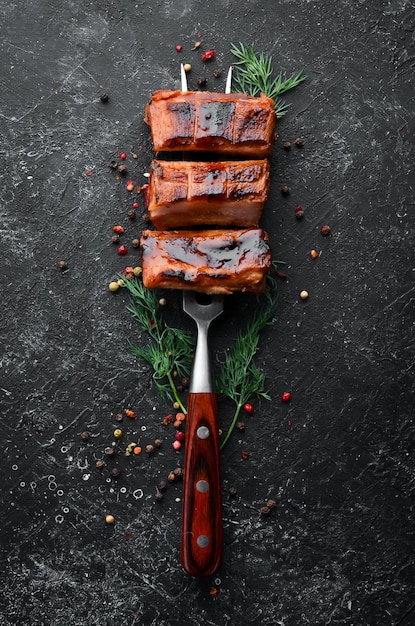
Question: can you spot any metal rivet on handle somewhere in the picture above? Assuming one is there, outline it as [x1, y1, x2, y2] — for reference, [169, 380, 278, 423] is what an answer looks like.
[197, 426, 210, 439]
[196, 480, 209, 493]
[196, 535, 209, 548]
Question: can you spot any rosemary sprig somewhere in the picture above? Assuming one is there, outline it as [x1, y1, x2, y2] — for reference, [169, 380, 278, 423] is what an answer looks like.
[230, 42, 305, 117]
[216, 274, 278, 449]
[122, 276, 193, 413]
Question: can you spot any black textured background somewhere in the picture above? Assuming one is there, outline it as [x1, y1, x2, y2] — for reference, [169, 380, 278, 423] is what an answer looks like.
[1, 1, 414, 625]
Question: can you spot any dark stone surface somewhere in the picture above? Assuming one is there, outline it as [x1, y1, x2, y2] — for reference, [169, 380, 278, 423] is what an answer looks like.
[1, 1, 414, 624]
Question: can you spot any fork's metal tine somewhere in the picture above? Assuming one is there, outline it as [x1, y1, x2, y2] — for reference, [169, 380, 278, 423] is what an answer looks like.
[182, 291, 224, 323]
[225, 66, 233, 94]
[180, 63, 188, 92]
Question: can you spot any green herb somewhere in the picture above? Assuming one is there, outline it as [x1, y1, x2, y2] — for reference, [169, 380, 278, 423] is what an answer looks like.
[230, 42, 305, 117]
[216, 274, 278, 449]
[122, 276, 193, 413]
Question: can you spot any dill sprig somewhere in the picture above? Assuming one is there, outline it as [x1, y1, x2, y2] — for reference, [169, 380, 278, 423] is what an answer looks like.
[216, 274, 278, 449]
[230, 42, 305, 117]
[122, 276, 193, 413]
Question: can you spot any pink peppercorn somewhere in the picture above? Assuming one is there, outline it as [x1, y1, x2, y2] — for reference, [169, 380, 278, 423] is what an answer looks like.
[173, 440, 181, 450]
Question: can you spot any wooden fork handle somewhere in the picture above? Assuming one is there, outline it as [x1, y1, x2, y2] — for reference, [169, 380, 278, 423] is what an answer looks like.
[181, 391, 223, 577]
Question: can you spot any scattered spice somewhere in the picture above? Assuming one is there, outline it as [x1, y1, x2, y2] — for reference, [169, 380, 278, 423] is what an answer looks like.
[158, 480, 167, 491]
[105, 446, 116, 457]
[183, 63, 192, 73]
[146, 444, 155, 454]
[127, 209, 136, 221]
[320, 225, 331, 236]
[173, 467, 184, 480]
[175, 45, 183, 52]
[113, 429, 122, 440]
[119, 152, 127, 161]
[105, 514, 115, 524]
[58, 260, 68, 271]
[192, 41, 201, 50]
[241, 451, 250, 460]
[276, 271, 287, 281]
[197, 77, 207, 87]
[243, 402, 254, 414]
[125, 409, 136, 419]
[100, 93, 109, 103]
[266, 499, 276, 509]
[295, 205, 304, 219]
[236, 421, 245, 431]
[117, 164, 128, 175]
[295, 137, 304, 147]
[111, 235, 120, 244]
[300, 290, 309, 300]
[173, 440, 182, 451]
[126, 182, 134, 192]
[154, 490, 164, 501]
[108, 281, 119, 292]
[175, 430, 185, 442]
[154, 439, 162, 448]
[281, 392, 291, 402]
[281, 185, 290, 195]
[115, 413, 123, 422]
[213, 69, 222, 78]
[202, 50, 215, 62]
[310, 249, 319, 259]
[113, 225, 125, 234]
[162, 413, 174, 426]
[260, 506, 271, 515]
[80, 431, 90, 441]
[111, 467, 121, 479]
[228, 486, 237, 497]
[132, 238, 140, 248]
[133, 446, 142, 455]
[283, 141, 291, 150]
[209, 586, 218, 597]
[96, 459, 105, 470]
[118, 244, 128, 255]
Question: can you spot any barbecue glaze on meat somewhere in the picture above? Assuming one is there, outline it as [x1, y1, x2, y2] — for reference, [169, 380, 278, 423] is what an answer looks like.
[140, 228, 272, 295]
[145, 159, 271, 229]
[144, 90, 277, 157]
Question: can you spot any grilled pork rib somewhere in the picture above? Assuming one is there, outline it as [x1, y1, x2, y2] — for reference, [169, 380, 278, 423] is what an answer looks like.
[145, 159, 271, 229]
[144, 90, 277, 157]
[140, 228, 272, 295]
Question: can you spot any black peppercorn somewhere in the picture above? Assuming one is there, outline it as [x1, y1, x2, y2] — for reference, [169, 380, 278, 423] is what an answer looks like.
[111, 234, 120, 244]
[213, 69, 222, 78]
[295, 210, 304, 220]
[295, 137, 304, 147]
[197, 77, 207, 87]
[173, 467, 184, 480]
[109, 160, 118, 169]
[281, 185, 290, 195]
[111, 467, 121, 479]
[117, 164, 128, 175]
[154, 491, 164, 501]
[105, 446, 116, 457]
[96, 460, 105, 470]
[228, 486, 237, 497]
[80, 431, 90, 441]
[115, 413, 123, 422]
[127, 209, 136, 221]
[100, 93, 109, 103]
[158, 480, 167, 491]
[283, 141, 291, 150]
[260, 505, 271, 515]
[236, 421, 245, 431]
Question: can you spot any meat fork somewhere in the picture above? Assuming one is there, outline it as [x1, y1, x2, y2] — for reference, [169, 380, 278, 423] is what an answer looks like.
[179, 67, 233, 578]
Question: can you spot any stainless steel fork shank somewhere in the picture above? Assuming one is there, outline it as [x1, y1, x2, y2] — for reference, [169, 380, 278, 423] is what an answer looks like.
[190, 319, 213, 393]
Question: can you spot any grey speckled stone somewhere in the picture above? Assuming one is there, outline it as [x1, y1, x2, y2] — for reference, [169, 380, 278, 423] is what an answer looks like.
[1, 1, 414, 625]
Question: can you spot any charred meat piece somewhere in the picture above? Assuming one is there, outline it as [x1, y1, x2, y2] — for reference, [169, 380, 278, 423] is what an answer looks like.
[145, 159, 271, 229]
[144, 90, 277, 157]
[140, 228, 272, 295]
